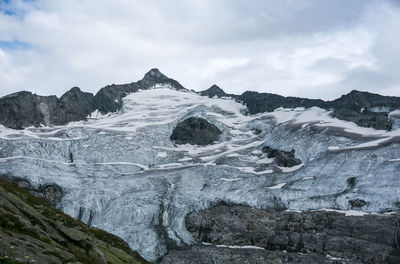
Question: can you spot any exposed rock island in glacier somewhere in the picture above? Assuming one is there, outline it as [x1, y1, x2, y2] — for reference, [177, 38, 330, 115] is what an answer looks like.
[170, 117, 222, 146]
[1, 70, 400, 262]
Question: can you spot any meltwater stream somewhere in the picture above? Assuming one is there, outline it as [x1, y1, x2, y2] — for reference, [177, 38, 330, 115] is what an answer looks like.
[1, 88, 400, 260]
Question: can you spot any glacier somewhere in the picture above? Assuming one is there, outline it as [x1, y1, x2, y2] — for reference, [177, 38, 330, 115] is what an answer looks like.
[1, 87, 400, 261]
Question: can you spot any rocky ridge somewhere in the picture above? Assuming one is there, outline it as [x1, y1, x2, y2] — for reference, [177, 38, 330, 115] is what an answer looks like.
[0, 69, 185, 129]
[1, 69, 400, 130]
[231, 89, 400, 130]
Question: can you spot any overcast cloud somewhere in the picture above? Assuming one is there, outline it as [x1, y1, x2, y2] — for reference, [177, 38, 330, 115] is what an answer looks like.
[0, 0, 399, 99]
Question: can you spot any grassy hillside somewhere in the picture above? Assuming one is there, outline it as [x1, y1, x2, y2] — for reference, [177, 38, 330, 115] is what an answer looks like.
[0, 178, 150, 264]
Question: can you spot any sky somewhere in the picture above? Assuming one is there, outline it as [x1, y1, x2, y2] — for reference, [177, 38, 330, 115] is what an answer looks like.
[0, 0, 400, 99]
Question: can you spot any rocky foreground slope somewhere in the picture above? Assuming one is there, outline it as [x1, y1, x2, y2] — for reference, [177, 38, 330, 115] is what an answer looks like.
[0, 177, 149, 264]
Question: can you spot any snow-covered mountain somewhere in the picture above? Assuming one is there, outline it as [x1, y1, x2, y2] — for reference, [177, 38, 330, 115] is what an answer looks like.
[1, 80, 400, 261]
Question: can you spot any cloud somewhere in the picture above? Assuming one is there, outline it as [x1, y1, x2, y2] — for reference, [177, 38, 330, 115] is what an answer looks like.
[0, 0, 399, 100]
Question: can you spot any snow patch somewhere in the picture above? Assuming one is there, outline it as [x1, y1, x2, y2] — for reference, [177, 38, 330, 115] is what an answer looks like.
[221, 177, 242, 182]
[157, 152, 167, 158]
[318, 209, 370, 216]
[216, 244, 265, 250]
[267, 183, 286, 189]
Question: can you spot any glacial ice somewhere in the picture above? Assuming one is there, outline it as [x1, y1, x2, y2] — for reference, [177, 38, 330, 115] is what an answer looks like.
[1, 87, 400, 261]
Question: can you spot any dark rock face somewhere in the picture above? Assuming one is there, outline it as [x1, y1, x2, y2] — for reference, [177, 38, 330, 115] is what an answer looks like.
[331, 109, 390, 130]
[170, 117, 222, 145]
[0, 87, 96, 129]
[162, 205, 400, 264]
[237, 91, 325, 114]
[262, 146, 301, 167]
[326, 90, 400, 130]
[0, 91, 56, 129]
[199, 84, 228, 98]
[138, 68, 185, 91]
[59, 86, 97, 122]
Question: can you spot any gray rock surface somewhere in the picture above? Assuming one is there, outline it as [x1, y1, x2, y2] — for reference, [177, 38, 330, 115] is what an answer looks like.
[170, 117, 222, 145]
[165, 205, 400, 264]
[262, 146, 301, 167]
[0, 91, 58, 129]
[0, 87, 96, 129]
[59, 86, 97, 122]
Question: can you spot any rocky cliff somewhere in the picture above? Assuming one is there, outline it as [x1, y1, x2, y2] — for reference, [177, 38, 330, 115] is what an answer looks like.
[0, 87, 96, 129]
[161, 205, 400, 264]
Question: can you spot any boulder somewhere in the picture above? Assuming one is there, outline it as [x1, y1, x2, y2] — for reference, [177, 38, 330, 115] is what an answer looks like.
[262, 146, 301, 167]
[349, 199, 368, 208]
[170, 117, 222, 145]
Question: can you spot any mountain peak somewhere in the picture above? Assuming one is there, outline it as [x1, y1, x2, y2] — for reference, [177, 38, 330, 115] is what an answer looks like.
[143, 68, 167, 80]
[200, 84, 227, 98]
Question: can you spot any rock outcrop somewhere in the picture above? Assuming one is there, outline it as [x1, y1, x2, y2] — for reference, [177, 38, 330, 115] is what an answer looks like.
[0, 87, 96, 129]
[327, 90, 400, 130]
[199, 84, 228, 98]
[0, 178, 149, 264]
[237, 91, 325, 114]
[0, 91, 60, 129]
[170, 117, 222, 145]
[161, 205, 400, 264]
[262, 146, 301, 167]
[59, 86, 97, 122]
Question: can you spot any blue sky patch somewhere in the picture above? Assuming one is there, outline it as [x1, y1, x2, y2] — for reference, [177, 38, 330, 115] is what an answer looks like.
[0, 40, 32, 50]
